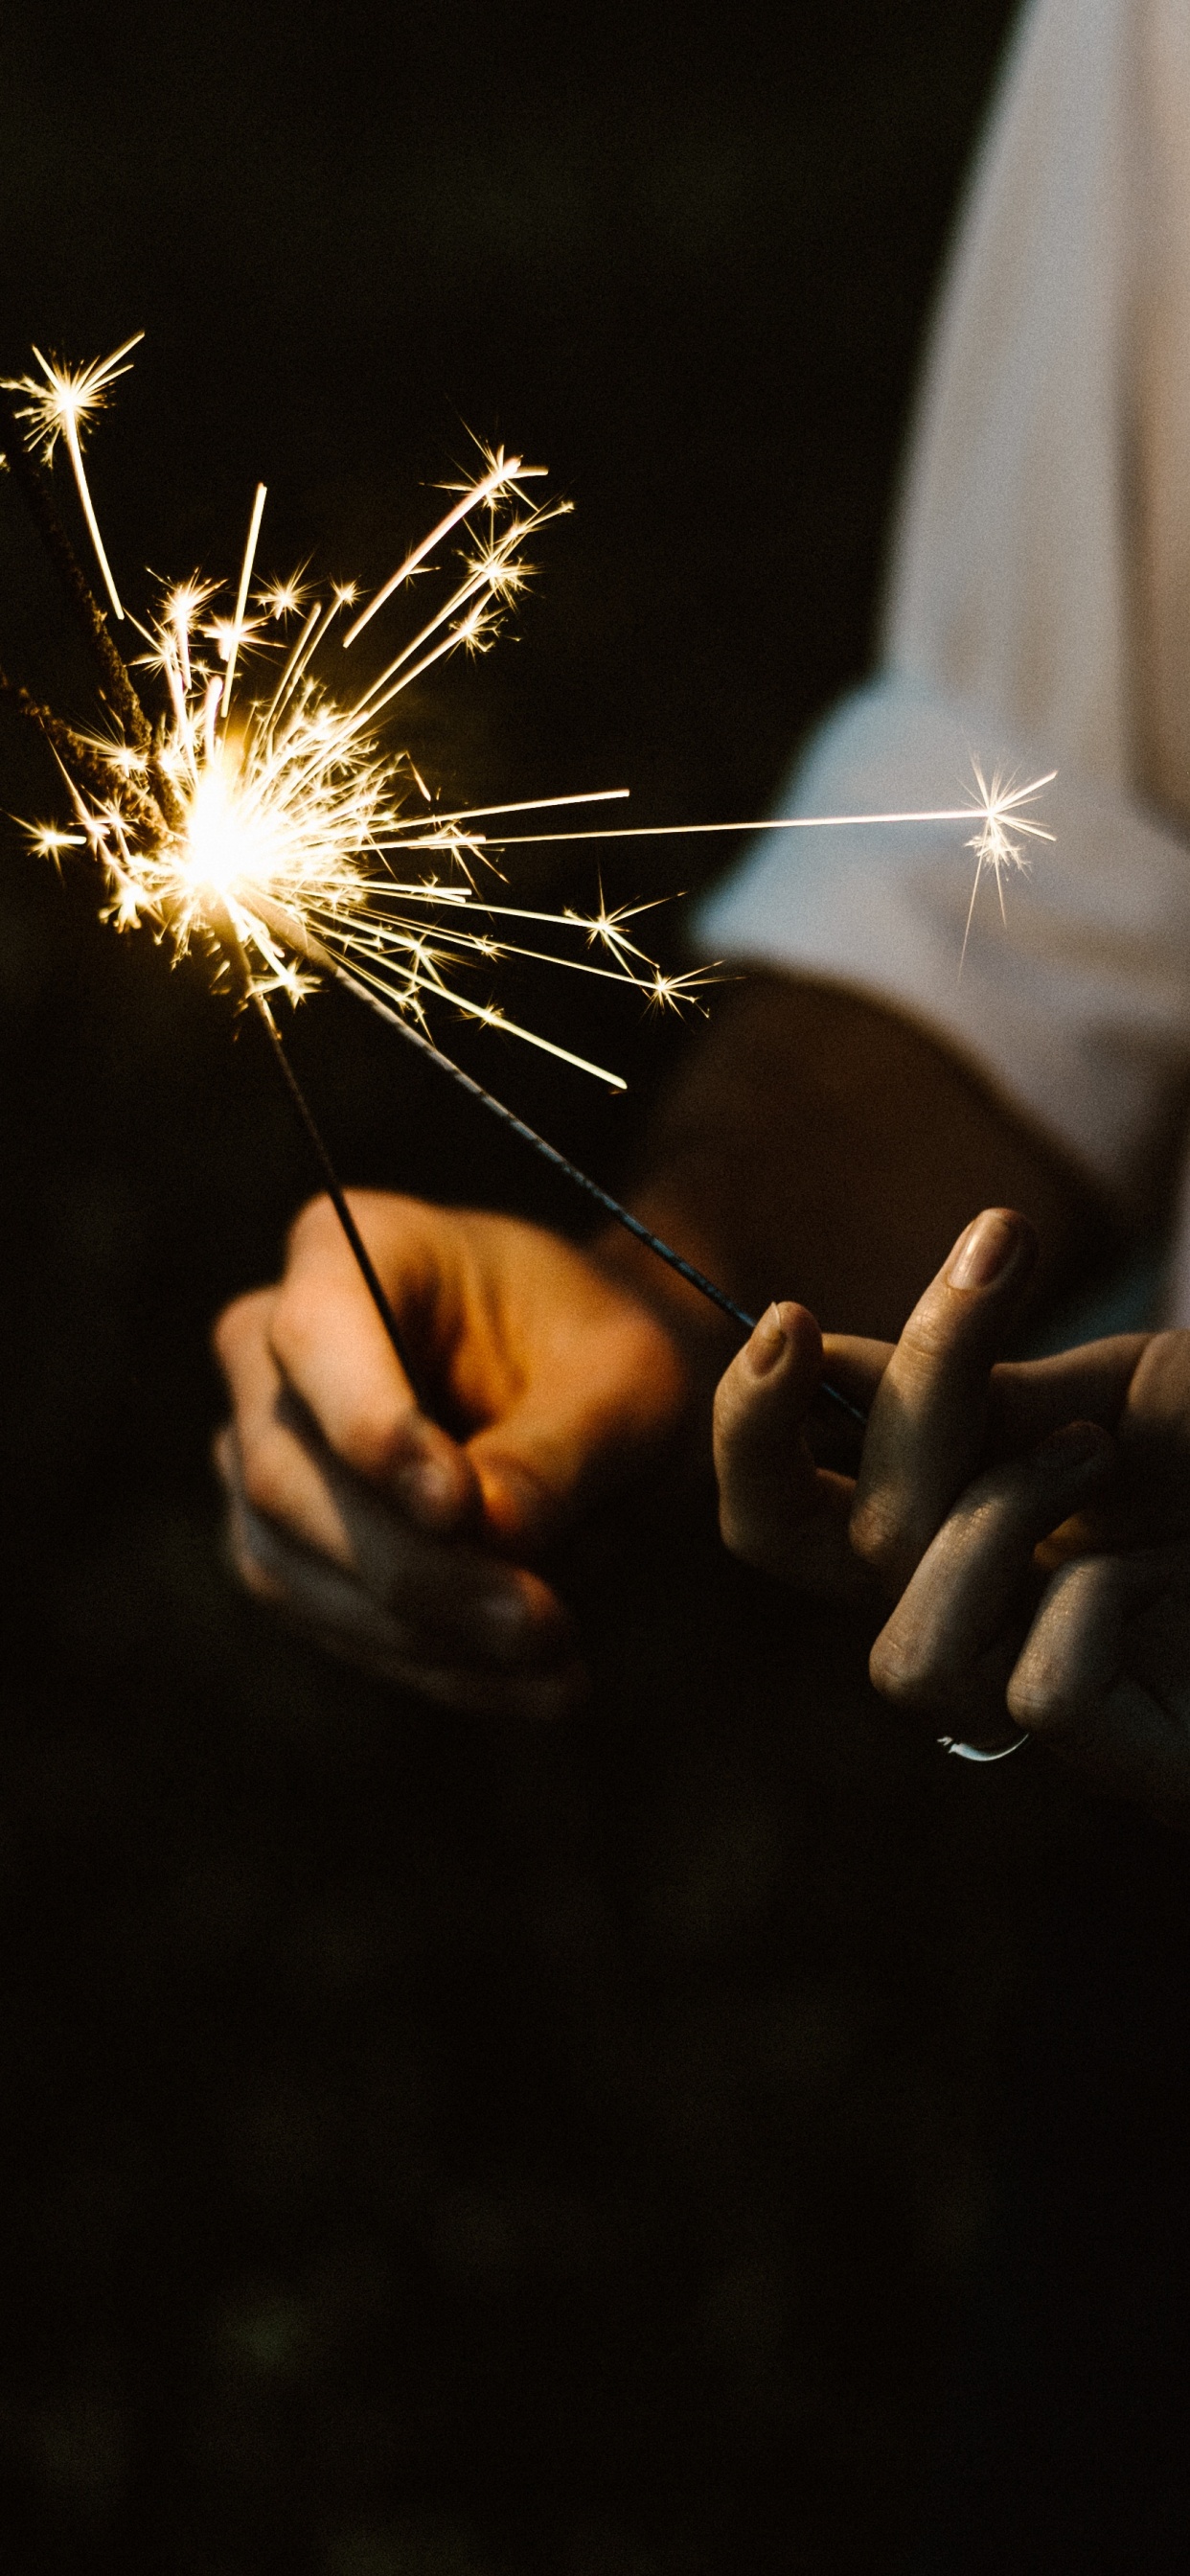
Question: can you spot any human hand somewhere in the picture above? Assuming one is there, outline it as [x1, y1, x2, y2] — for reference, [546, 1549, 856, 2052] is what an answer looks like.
[715, 1205, 1190, 1816]
[213, 1192, 690, 1716]
[713, 1204, 1127, 1622]
[716, 1205, 1071, 1607]
[711, 1208, 1053, 1606]
[872, 1324, 1190, 1820]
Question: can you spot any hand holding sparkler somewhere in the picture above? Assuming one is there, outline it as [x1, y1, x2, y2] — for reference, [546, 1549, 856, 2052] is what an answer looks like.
[0, 330, 1058, 1423]
[719, 1230, 1190, 1822]
[713, 1208, 1153, 1768]
[214, 1193, 690, 1717]
[714, 1209, 1045, 1629]
[1, 329, 1083, 1699]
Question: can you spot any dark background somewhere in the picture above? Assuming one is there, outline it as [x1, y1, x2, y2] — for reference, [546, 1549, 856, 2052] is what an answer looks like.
[0, 4, 1136, 2569]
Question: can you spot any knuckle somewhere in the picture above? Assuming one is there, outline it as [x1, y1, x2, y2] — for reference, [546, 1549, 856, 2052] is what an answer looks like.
[337, 1393, 412, 1484]
[848, 1489, 909, 1577]
[712, 1413, 759, 1495]
[286, 1192, 339, 1259]
[711, 1364, 745, 1445]
[239, 1431, 294, 1529]
[869, 1622, 935, 1708]
[1007, 1666, 1071, 1729]
[897, 1303, 957, 1370]
[270, 1271, 334, 1368]
[717, 1492, 762, 1564]
[212, 1289, 265, 1371]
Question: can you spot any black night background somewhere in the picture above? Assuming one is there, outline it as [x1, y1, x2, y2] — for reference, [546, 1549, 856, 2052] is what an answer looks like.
[4, 5, 1180, 2571]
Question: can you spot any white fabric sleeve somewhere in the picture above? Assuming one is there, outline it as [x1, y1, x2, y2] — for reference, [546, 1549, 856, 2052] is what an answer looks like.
[881, 0, 1137, 785]
[695, 0, 1190, 1216]
[696, 676, 1190, 1207]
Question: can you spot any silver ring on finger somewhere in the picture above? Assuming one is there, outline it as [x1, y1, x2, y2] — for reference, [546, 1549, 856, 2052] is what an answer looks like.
[937, 1727, 1031, 1763]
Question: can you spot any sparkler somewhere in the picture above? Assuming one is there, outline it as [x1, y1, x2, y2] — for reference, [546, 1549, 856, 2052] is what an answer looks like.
[0, 335, 1052, 1436]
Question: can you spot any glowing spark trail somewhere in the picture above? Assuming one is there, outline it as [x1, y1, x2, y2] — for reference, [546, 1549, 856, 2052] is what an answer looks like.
[2, 333, 143, 619]
[2, 387, 661, 1085]
[343, 449, 548, 645]
[486, 772, 1057, 867]
[0, 335, 1052, 1428]
[220, 480, 267, 730]
[960, 762, 1055, 972]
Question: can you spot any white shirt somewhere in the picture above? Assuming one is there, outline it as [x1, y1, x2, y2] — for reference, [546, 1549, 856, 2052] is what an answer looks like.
[698, 0, 1190, 1314]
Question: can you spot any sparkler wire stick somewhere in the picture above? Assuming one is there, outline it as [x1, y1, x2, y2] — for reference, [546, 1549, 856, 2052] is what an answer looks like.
[211, 894, 430, 1404]
[0, 664, 133, 807]
[241, 885, 867, 1428]
[245, 989, 432, 1411]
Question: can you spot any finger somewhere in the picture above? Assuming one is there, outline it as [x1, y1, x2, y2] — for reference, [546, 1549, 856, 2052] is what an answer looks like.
[1007, 1551, 1190, 1813]
[266, 1194, 480, 1534]
[212, 1294, 567, 1654]
[214, 1297, 382, 1573]
[464, 1294, 688, 1550]
[818, 1333, 895, 1419]
[850, 1207, 1038, 1593]
[870, 1420, 1115, 1729]
[988, 1336, 1150, 1453]
[225, 1488, 584, 1717]
[1008, 1550, 1172, 1732]
[216, 1421, 571, 1660]
[215, 1298, 451, 1602]
[713, 1303, 872, 1598]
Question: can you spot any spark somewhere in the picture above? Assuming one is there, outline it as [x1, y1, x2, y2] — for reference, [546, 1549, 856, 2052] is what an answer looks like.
[10, 343, 690, 1092]
[256, 568, 312, 621]
[27, 824, 86, 862]
[1, 333, 142, 619]
[9, 335, 1055, 1114]
[960, 763, 1055, 972]
[481, 773, 1059, 849]
[0, 346, 1045, 1427]
[220, 480, 267, 727]
[468, 765, 1057, 978]
[342, 446, 550, 645]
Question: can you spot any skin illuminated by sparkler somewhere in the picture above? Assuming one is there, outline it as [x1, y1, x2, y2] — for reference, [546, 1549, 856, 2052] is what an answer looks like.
[10, 336, 1054, 1092]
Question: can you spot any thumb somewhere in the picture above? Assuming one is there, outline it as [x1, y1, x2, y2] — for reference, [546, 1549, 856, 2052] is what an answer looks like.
[467, 1314, 689, 1552]
[714, 1302, 855, 1584]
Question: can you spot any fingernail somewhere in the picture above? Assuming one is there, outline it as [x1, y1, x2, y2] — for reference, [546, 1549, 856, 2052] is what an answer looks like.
[947, 1209, 1023, 1292]
[748, 1304, 788, 1376]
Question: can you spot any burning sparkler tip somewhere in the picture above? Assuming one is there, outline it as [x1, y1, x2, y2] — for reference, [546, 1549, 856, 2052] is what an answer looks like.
[9, 345, 704, 1080]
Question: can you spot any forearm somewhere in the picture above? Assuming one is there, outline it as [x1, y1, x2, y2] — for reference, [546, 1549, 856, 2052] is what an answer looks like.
[595, 973, 1111, 1357]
